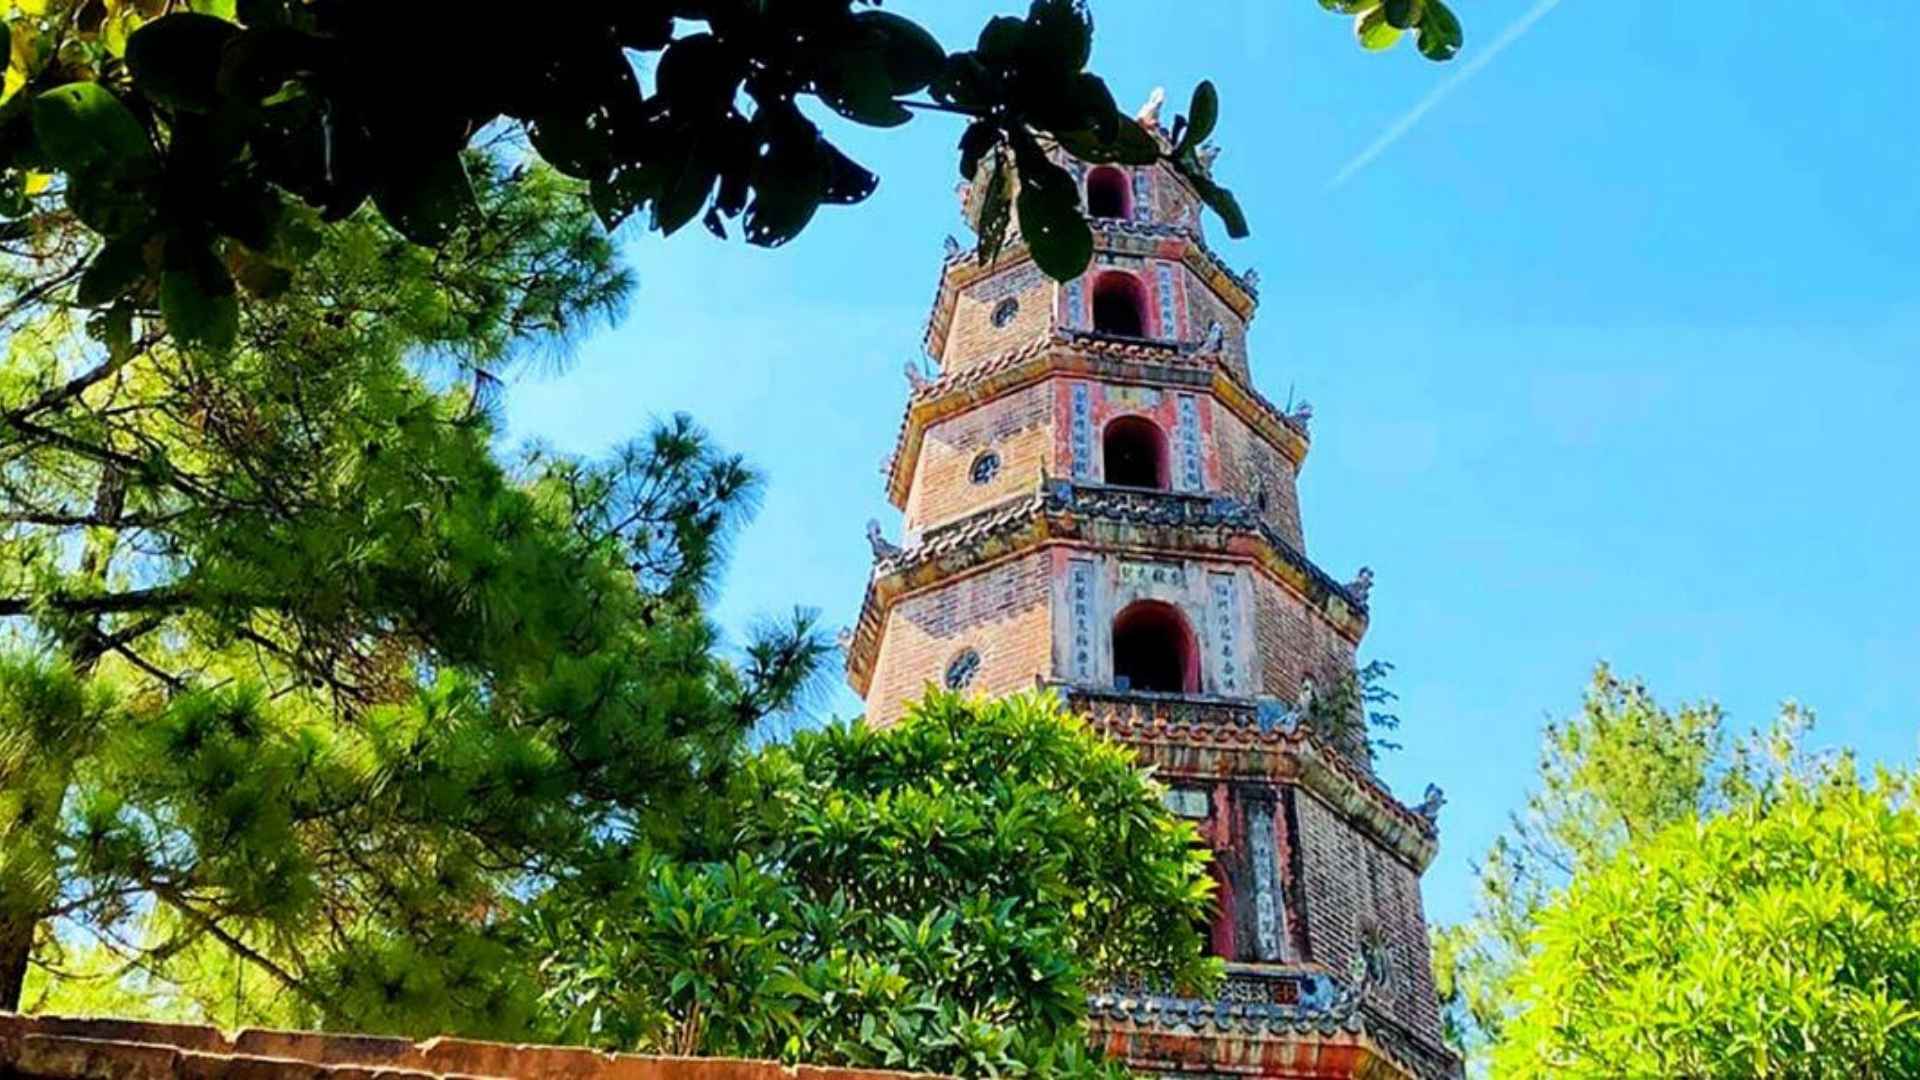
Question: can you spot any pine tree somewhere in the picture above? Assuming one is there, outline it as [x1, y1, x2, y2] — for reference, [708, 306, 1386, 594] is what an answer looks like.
[0, 150, 826, 1026]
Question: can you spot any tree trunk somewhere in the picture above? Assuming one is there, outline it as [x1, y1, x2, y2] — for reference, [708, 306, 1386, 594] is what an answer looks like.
[0, 910, 34, 1012]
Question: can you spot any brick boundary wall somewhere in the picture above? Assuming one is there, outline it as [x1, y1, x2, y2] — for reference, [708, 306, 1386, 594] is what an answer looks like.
[0, 1013, 947, 1080]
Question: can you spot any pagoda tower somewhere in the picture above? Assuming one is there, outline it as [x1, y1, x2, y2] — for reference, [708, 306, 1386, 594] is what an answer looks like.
[844, 105, 1462, 1080]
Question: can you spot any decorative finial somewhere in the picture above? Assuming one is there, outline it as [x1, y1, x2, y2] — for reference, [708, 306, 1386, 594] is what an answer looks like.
[1347, 566, 1374, 605]
[866, 519, 902, 560]
[1197, 143, 1222, 174]
[1415, 783, 1447, 822]
[943, 234, 963, 258]
[1136, 87, 1166, 131]
[903, 360, 929, 391]
[834, 626, 855, 651]
[1287, 399, 1314, 429]
[1243, 267, 1261, 290]
[1296, 676, 1316, 715]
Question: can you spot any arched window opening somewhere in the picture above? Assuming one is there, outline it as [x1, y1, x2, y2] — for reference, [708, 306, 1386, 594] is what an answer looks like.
[1091, 272, 1147, 338]
[1086, 166, 1131, 219]
[1112, 600, 1199, 695]
[1103, 415, 1169, 490]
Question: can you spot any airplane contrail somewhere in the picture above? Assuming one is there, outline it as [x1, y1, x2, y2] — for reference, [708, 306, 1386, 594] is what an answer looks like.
[1326, 0, 1567, 191]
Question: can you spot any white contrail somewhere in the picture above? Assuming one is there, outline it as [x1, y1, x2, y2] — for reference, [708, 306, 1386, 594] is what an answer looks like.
[1326, 0, 1567, 190]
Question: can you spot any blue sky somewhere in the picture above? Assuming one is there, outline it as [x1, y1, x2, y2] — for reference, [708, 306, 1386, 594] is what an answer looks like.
[504, 0, 1920, 926]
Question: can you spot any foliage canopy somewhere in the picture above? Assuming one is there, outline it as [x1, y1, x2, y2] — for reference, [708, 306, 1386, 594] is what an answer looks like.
[530, 691, 1222, 1078]
[0, 147, 827, 1021]
[0, 0, 1463, 347]
[1493, 762, 1920, 1077]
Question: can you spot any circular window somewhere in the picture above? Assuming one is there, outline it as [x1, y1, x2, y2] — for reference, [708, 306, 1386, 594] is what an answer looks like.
[990, 297, 1020, 327]
[945, 649, 982, 691]
[970, 450, 1001, 485]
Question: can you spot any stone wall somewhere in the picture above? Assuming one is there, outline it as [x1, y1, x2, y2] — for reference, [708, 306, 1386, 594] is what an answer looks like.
[0, 1013, 943, 1080]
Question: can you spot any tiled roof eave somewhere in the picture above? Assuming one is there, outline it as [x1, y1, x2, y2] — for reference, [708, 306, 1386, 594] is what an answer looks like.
[882, 334, 1311, 508]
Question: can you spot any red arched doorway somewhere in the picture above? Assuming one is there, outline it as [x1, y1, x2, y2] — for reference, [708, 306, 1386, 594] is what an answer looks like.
[1091, 271, 1147, 337]
[1112, 600, 1199, 694]
[1086, 165, 1132, 219]
[1103, 415, 1170, 489]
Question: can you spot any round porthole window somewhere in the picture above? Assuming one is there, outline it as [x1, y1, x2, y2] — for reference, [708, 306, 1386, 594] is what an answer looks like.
[991, 297, 1020, 327]
[945, 649, 982, 690]
[970, 450, 1001, 485]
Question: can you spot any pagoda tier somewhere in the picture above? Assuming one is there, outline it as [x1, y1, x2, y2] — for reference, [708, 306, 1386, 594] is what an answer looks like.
[845, 108, 1461, 1080]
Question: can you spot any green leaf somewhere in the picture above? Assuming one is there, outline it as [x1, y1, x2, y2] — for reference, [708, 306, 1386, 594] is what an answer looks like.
[1416, 1, 1464, 61]
[31, 83, 154, 175]
[1022, 0, 1093, 77]
[973, 151, 1012, 266]
[1012, 145, 1092, 281]
[372, 153, 477, 246]
[1174, 81, 1218, 158]
[77, 230, 151, 307]
[1384, 0, 1426, 30]
[159, 235, 239, 351]
[126, 13, 241, 113]
[958, 120, 1000, 181]
[817, 47, 912, 129]
[853, 11, 946, 95]
[1356, 7, 1405, 51]
[66, 170, 153, 235]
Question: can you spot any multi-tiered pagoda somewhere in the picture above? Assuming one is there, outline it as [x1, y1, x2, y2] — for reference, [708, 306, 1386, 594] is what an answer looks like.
[844, 99, 1461, 1080]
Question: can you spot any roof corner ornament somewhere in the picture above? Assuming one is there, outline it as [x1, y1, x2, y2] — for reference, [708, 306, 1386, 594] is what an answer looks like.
[1287, 398, 1314, 430]
[943, 234, 964, 258]
[903, 359, 930, 392]
[1347, 566, 1374, 605]
[1243, 267, 1261, 291]
[1415, 783, 1447, 823]
[834, 626, 855, 651]
[1136, 86, 1166, 131]
[866, 519, 902, 561]
[1196, 143, 1222, 176]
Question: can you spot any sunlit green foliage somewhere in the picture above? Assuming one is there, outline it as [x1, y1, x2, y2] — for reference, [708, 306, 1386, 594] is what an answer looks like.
[1430, 666, 1751, 1057]
[1493, 761, 1920, 1077]
[0, 147, 827, 1025]
[531, 691, 1222, 1078]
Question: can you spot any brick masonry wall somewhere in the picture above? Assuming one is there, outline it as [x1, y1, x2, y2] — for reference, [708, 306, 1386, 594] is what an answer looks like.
[1287, 792, 1446, 1048]
[0, 1013, 944, 1080]
[1212, 405, 1305, 549]
[937, 262, 1053, 374]
[905, 381, 1053, 535]
[1251, 574, 1356, 701]
[1182, 273, 1251, 381]
[864, 551, 1053, 724]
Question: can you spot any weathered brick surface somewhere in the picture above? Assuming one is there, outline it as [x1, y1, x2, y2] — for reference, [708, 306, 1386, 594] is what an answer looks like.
[1288, 793, 1445, 1047]
[937, 262, 1053, 374]
[1214, 406, 1305, 549]
[1250, 574, 1355, 701]
[905, 382, 1053, 534]
[1182, 272, 1251, 380]
[864, 551, 1052, 724]
[0, 1013, 944, 1080]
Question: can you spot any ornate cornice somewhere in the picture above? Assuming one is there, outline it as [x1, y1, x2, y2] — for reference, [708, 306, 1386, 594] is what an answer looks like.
[921, 215, 1259, 363]
[1060, 687, 1439, 873]
[1086, 985, 1462, 1080]
[882, 332, 1310, 508]
[845, 483, 1366, 698]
